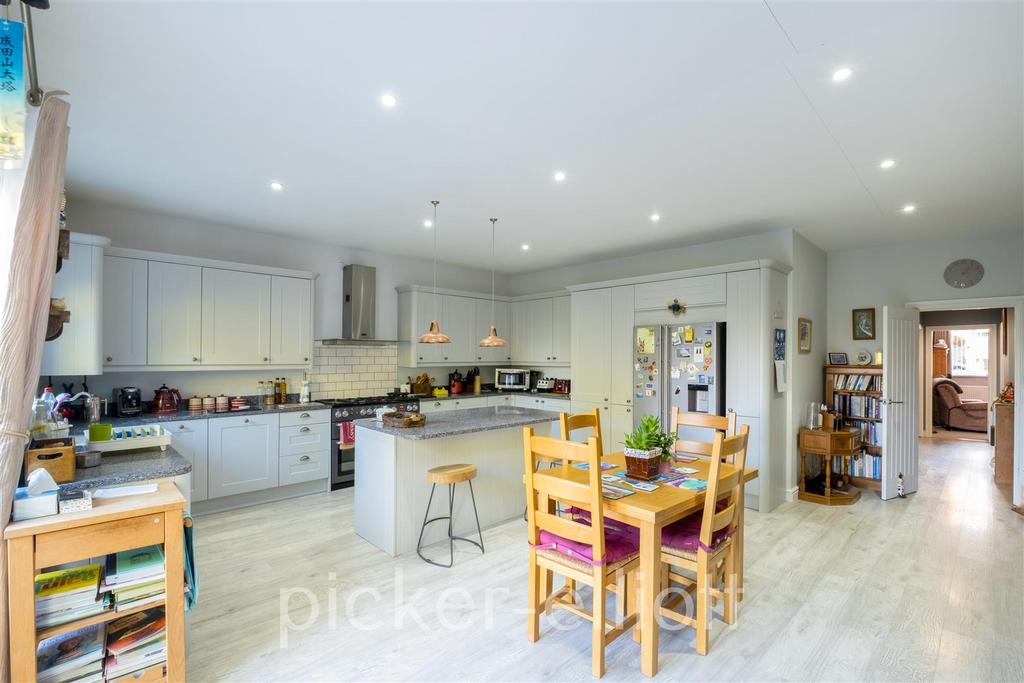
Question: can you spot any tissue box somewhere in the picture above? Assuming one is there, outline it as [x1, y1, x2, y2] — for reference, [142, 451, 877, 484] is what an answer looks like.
[12, 487, 58, 521]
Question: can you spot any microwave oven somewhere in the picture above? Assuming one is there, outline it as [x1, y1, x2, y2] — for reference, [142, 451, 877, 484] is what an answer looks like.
[495, 368, 530, 391]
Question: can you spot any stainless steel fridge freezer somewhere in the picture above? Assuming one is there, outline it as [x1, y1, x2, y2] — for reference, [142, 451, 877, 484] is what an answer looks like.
[632, 323, 726, 438]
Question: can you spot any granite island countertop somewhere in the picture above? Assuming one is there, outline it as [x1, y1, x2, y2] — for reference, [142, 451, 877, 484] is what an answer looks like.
[60, 446, 193, 492]
[354, 405, 559, 441]
[70, 401, 331, 430]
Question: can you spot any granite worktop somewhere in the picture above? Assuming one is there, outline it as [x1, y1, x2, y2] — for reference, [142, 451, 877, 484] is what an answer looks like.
[418, 390, 571, 403]
[60, 446, 193, 492]
[71, 401, 331, 430]
[354, 406, 559, 441]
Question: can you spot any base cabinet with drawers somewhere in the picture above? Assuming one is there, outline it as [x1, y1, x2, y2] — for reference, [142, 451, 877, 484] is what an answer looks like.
[278, 409, 331, 485]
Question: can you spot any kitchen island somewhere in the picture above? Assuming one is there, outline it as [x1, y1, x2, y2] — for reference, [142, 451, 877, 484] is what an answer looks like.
[354, 406, 560, 556]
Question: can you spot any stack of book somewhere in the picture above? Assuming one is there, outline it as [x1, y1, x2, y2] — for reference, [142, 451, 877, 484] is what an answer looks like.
[36, 623, 105, 683]
[102, 545, 165, 612]
[34, 565, 109, 629]
[104, 609, 167, 679]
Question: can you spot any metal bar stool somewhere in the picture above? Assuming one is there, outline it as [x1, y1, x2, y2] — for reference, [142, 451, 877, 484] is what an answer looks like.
[416, 464, 485, 568]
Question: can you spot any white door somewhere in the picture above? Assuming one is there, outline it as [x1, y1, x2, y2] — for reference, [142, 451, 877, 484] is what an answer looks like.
[201, 268, 272, 365]
[442, 295, 477, 364]
[609, 403, 633, 455]
[207, 414, 280, 498]
[167, 419, 209, 502]
[148, 261, 202, 365]
[570, 289, 612, 403]
[529, 298, 555, 363]
[882, 305, 920, 500]
[102, 255, 148, 367]
[551, 296, 571, 364]
[270, 276, 312, 365]
[610, 286, 636, 406]
[510, 301, 531, 364]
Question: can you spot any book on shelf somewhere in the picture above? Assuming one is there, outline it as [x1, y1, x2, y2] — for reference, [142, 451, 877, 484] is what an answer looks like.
[833, 373, 882, 392]
[105, 545, 164, 586]
[36, 623, 105, 683]
[831, 394, 882, 421]
[834, 452, 882, 480]
[105, 608, 167, 679]
[34, 564, 108, 629]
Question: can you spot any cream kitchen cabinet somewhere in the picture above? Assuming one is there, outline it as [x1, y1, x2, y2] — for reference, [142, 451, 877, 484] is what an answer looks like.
[147, 261, 202, 365]
[201, 268, 273, 365]
[487, 393, 515, 407]
[167, 419, 209, 503]
[566, 399, 612, 455]
[473, 298, 512, 363]
[419, 399, 459, 414]
[609, 403, 633, 453]
[552, 296, 571, 364]
[440, 295, 478, 364]
[514, 394, 570, 413]
[270, 275, 313, 365]
[207, 413, 280, 498]
[510, 295, 570, 366]
[41, 234, 109, 376]
[610, 286, 635, 406]
[101, 255, 148, 368]
[570, 288, 612, 403]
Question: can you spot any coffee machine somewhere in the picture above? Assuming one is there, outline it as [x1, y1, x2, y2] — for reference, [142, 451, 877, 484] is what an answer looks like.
[113, 387, 142, 417]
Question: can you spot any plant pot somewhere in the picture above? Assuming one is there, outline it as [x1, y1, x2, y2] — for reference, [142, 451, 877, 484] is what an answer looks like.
[624, 447, 662, 480]
[659, 458, 675, 474]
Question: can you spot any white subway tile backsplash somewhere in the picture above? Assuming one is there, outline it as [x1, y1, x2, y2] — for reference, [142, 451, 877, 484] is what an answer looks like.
[310, 342, 398, 400]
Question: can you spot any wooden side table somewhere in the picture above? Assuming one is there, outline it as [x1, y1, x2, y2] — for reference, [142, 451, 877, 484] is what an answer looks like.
[798, 427, 862, 505]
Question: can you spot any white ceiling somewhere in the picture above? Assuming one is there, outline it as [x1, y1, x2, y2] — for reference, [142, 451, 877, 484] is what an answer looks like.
[35, 1, 1023, 273]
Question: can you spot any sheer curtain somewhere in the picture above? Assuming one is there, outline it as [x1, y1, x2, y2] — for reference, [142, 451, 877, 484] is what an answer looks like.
[0, 93, 70, 680]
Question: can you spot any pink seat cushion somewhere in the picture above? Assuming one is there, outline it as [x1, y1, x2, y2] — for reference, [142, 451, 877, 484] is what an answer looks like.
[661, 504, 732, 553]
[537, 524, 640, 566]
[565, 506, 638, 535]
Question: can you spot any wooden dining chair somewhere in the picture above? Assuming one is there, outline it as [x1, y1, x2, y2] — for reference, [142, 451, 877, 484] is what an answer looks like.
[658, 427, 749, 655]
[524, 427, 639, 678]
[669, 407, 738, 459]
[559, 408, 604, 454]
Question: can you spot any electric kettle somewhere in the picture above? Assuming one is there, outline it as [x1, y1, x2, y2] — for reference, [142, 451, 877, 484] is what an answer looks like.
[151, 384, 182, 415]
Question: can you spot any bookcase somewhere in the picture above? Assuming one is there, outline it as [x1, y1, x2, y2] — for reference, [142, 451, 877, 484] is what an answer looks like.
[825, 364, 883, 492]
[5, 482, 186, 682]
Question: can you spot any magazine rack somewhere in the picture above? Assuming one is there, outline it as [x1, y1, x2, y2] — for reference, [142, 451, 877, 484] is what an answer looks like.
[5, 482, 186, 682]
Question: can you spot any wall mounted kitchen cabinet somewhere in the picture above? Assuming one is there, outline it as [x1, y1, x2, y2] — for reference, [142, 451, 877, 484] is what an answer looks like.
[510, 295, 570, 366]
[103, 248, 314, 371]
[41, 234, 110, 376]
[473, 298, 512, 364]
[101, 254, 147, 368]
[147, 261, 202, 366]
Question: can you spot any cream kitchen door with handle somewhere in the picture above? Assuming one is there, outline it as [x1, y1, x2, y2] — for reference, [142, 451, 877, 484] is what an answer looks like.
[148, 261, 202, 365]
[882, 305, 920, 500]
[201, 268, 272, 364]
[270, 276, 313, 365]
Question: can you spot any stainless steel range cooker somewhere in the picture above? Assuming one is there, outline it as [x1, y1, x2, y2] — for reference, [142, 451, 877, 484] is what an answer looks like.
[329, 394, 420, 490]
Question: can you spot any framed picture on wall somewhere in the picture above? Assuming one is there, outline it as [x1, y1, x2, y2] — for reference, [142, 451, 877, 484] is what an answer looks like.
[852, 308, 876, 340]
[797, 318, 812, 353]
[828, 352, 849, 365]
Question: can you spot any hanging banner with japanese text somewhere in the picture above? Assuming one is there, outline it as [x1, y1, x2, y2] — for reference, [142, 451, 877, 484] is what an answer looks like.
[0, 18, 25, 169]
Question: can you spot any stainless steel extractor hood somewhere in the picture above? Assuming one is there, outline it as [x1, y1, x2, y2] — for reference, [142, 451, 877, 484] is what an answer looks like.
[319, 264, 397, 345]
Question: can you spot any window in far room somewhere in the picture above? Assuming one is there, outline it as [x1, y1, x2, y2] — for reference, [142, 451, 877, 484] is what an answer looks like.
[950, 328, 989, 377]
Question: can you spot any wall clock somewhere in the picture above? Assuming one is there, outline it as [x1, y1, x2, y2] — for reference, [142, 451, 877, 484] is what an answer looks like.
[943, 259, 984, 289]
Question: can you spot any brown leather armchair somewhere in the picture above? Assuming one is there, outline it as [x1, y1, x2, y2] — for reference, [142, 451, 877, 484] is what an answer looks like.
[933, 378, 987, 432]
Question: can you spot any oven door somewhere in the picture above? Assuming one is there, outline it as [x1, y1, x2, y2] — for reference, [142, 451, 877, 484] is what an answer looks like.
[331, 421, 356, 490]
[496, 369, 528, 390]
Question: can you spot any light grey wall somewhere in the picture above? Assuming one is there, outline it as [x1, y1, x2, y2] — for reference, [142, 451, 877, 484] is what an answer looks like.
[826, 230, 1024, 358]
[505, 229, 793, 295]
[67, 199, 508, 341]
[787, 231, 828, 491]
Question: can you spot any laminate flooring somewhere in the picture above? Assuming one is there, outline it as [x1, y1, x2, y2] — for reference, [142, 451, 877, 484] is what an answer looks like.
[187, 438, 1023, 682]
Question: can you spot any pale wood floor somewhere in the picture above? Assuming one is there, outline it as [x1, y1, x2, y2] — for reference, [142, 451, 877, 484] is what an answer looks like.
[187, 438, 1023, 682]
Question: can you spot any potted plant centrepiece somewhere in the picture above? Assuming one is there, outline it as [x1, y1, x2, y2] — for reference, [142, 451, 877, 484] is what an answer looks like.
[623, 415, 672, 480]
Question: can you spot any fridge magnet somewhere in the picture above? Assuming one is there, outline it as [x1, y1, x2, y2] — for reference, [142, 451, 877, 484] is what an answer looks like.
[670, 367, 681, 379]
[773, 328, 786, 361]
[678, 347, 690, 359]
[693, 347, 704, 361]
[704, 340, 712, 348]
[635, 391, 644, 398]
[852, 308, 876, 340]
[703, 327, 713, 336]
[636, 327, 656, 353]
[686, 362, 698, 375]
[707, 376, 714, 385]
[652, 368, 659, 376]
[644, 389, 654, 397]
[684, 326, 694, 343]
[797, 317, 812, 353]
[634, 363, 641, 371]
[698, 374, 706, 383]
[671, 330, 681, 346]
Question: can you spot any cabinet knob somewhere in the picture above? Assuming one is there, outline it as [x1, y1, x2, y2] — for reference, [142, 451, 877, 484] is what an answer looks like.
[477, 356, 482, 360]
[434, 402, 441, 407]
[603, 398, 608, 402]
[419, 356, 424, 360]
[300, 412, 310, 418]
[244, 418, 250, 423]
[263, 357, 269, 362]
[304, 357, 309, 362]
[179, 425, 186, 430]
[444, 356, 449, 361]
[193, 356, 199, 362]
[300, 426, 310, 432]
[153, 517, 161, 524]
[300, 455, 311, 462]
[552, 356, 557, 360]
[626, 408, 631, 413]
[106, 356, 113, 362]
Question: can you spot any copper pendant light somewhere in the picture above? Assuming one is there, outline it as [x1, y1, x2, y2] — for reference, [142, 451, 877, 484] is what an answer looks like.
[418, 200, 451, 344]
[479, 217, 507, 348]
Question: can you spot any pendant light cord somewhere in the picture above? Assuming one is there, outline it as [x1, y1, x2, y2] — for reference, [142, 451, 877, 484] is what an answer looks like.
[431, 200, 440, 320]
[490, 218, 497, 322]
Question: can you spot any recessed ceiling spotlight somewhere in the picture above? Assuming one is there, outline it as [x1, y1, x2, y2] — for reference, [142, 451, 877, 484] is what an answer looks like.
[553, 170, 566, 183]
[879, 158, 896, 170]
[521, 243, 530, 251]
[380, 92, 397, 109]
[902, 204, 916, 214]
[423, 219, 433, 228]
[269, 181, 283, 191]
[650, 213, 661, 223]
[832, 67, 853, 83]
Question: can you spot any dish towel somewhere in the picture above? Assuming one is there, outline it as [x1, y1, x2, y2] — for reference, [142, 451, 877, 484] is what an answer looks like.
[183, 512, 199, 612]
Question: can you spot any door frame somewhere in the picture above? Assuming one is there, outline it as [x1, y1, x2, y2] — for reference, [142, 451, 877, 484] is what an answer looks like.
[906, 296, 1024, 508]
[921, 323, 999, 438]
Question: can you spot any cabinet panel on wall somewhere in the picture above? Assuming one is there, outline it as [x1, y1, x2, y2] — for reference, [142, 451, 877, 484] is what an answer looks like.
[609, 403, 633, 454]
[510, 301, 531, 364]
[570, 288, 612, 403]
[270, 276, 313, 365]
[529, 298, 554, 362]
[167, 419, 208, 503]
[41, 239, 106, 376]
[208, 413, 280, 498]
[413, 291, 444, 364]
[101, 255, 148, 368]
[473, 298, 512, 363]
[201, 268, 272, 365]
[147, 261, 202, 365]
[633, 274, 727, 311]
[610, 286, 635, 406]
[567, 400, 612, 455]
[725, 270, 761, 417]
[552, 296, 571, 364]
[441, 295, 477, 364]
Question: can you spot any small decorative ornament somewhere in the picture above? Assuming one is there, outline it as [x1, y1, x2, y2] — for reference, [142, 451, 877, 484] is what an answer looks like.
[896, 473, 906, 498]
[667, 299, 686, 316]
[855, 350, 872, 365]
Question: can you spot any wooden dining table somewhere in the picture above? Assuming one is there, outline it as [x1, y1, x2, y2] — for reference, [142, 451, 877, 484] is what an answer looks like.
[534, 452, 758, 677]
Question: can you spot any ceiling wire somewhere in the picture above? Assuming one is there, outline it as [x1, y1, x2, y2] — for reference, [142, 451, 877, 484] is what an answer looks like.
[762, 1, 889, 220]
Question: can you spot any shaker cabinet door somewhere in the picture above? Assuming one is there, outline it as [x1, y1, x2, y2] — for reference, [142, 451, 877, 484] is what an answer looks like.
[148, 261, 202, 365]
[570, 288, 612, 403]
[270, 276, 313, 365]
[207, 414, 280, 498]
[167, 419, 208, 502]
[101, 255, 148, 368]
[551, 296, 571, 364]
[201, 268, 272, 365]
